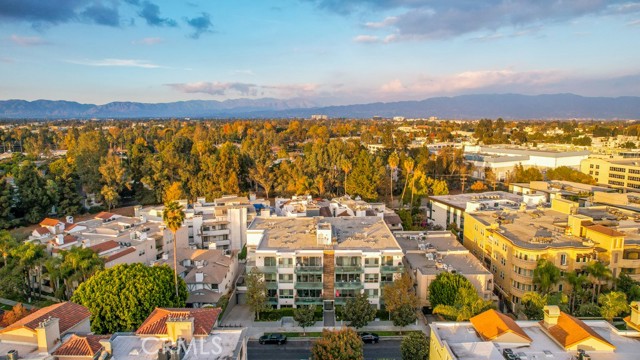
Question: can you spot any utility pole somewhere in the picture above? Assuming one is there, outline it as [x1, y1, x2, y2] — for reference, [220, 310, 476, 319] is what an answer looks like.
[461, 173, 468, 193]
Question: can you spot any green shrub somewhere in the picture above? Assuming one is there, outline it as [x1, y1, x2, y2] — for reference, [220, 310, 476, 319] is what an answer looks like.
[238, 246, 247, 261]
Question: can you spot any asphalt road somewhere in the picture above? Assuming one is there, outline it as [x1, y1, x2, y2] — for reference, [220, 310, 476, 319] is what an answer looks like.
[248, 339, 401, 360]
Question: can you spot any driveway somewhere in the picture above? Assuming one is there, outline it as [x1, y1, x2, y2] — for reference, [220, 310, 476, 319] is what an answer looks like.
[220, 304, 253, 327]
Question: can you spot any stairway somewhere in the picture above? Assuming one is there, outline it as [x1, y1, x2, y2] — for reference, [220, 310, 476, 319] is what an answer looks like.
[323, 250, 335, 300]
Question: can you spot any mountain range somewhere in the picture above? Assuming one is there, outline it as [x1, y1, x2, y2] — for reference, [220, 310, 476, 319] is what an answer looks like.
[1, 94, 639, 120]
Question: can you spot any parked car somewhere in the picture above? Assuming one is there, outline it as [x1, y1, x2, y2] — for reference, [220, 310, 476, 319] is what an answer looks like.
[258, 333, 287, 345]
[358, 332, 379, 344]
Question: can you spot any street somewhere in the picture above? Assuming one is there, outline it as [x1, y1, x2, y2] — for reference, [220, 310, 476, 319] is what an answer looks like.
[248, 339, 402, 360]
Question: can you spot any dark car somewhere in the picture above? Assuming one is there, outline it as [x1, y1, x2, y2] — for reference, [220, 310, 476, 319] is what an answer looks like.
[358, 332, 379, 344]
[258, 333, 287, 345]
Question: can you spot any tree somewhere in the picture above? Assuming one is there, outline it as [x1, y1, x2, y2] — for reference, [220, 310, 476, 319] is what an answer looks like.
[311, 328, 364, 360]
[566, 271, 589, 313]
[0, 231, 17, 268]
[343, 292, 376, 329]
[388, 152, 399, 207]
[0, 177, 13, 229]
[469, 181, 488, 192]
[163, 200, 185, 299]
[546, 166, 595, 185]
[164, 182, 185, 202]
[293, 305, 316, 335]
[533, 259, 561, 295]
[74, 130, 108, 194]
[0, 303, 30, 327]
[246, 267, 269, 321]
[56, 247, 104, 300]
[616, 273, 640, 302]
[400, 331, 429, 360]
[433, 287, 493, 321]
[10, 242, 46, 300]
[428, 272, 475, 309]
[400, 157, 415, 205]
[575, 303, 601, 317]
[341, 159, 352, 196]
[598, 291, 629, 322]
[382, 272, 418, 328]
[485, 167, 497, 191]
[521, 292, 546, 320]
[99, 152, 131, 210]
[71, 263, 187, 334]
[249, 160, 275, 199]
[14, 161, 51, 224]
[586, 261, 612, 302]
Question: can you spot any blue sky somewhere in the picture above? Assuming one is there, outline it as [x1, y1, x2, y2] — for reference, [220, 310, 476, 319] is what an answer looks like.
[1, 0, 640, 105]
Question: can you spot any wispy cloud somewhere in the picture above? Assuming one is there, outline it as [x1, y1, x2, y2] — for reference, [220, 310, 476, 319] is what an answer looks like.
[10, 34, 50, 46]
[185, 12, 213, 39]
[132, 37, 164, 45]
[364, 16, 397, 29]
[353, 34, 397, 44]
[67, 58, 163, 68]
[233, 69, 255, 76]
[166, 81, 319, 97]
[629, 19, 640, 26]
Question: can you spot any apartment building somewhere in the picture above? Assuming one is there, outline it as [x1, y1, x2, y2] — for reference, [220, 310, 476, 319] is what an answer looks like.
[581, 158, 640, 191]
[427, 191, 532, 233]
[246, 216, 404, 309]
[429, 306, 640, 360]
[510, 180, 615, 206]
[462, 198, 640, 310]
[396, 231, 494, 308]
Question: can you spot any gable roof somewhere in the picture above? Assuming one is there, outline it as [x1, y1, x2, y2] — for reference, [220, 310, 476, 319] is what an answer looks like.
[49, 235, 79, 247]
[105, 247, 136, 263]
[470, 309, 532, 343]
[33, 227, 51, 236]
[40, 218, 63, 227]
[95, 211, 116, 220]
[0, 302, 90, 334]
[135, 308, 221, 337]
[53, 334, 110, 357]
[89, 240, 120, 254]
[541, 312, 615, 350]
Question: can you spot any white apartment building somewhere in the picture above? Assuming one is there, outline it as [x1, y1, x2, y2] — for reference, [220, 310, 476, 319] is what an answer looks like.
[246, 216, 404, 309]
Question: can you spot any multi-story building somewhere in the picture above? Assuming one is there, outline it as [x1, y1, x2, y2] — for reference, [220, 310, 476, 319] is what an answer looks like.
[430, 305, 640, 360]
[427, 191, 532, 233]
[246, 216, 404, 309]
[462, 197, 640, 311]
[397, 231, 494, 308]
[465, 145, 590, 181]
[510, 180, 614, 207]
[581, 157, 640, 191]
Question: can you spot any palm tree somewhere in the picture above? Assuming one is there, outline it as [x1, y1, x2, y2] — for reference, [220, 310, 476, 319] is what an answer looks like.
[566, 271, 588, 314]
[533, 259, 561, 295]
[0, 231, 17, 268]
[400, 157, 415, 206]
[598, 291, 629, 322]
[163, 200, 185, 298]
[433, 287, 493, 321]
[586, 261, 612, 302]
[388, 152, 399, 207]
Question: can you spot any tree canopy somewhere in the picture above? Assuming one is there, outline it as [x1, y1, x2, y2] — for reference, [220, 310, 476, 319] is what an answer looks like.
[311, 328, 364, 360]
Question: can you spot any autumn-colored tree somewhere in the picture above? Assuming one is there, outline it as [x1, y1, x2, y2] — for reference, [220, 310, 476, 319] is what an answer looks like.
[388, 152, 399, 207]
[311, 328, 364, 360]
[0, 303, 30, 327]
[469, 181, 488, 192]
[99, 151, 131, 210]
[382, 273, 419, 328]
[164, 182, 185, 202]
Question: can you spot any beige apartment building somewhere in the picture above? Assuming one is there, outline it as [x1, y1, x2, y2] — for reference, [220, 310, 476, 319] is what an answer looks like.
[581, 157, 640, 191]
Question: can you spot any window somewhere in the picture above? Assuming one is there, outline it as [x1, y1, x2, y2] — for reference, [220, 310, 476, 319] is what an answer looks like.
[278, 258, 293, 267]
[264, 257, 276, 266]
[279, 274, 293, 283]
[560, 254, 567, 266]
[364, 289, 379, 298]
[364, 274, 379, 283]
[364, 258, 379, 267]
[279, 289, 293, 298]
[610, 167, 626, 173]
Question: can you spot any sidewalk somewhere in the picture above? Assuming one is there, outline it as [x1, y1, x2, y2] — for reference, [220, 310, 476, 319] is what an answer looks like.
[0, 298, 36, 310]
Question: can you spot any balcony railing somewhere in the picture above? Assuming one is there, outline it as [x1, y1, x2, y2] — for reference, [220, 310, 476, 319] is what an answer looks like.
[267, 297, 278, 305]
[380, 265, 404, 273]
[380, 281, 394, 287]
[295, 297, 323, 305]
[294, 282, 323, 290]
[335, 281, 363, 290]
[257, 266, 278, 273]
[265, 282, 278, 289]
[335, 266, 364, 273]
[294, 266, 324, 274]
[334, 297, 356, 305]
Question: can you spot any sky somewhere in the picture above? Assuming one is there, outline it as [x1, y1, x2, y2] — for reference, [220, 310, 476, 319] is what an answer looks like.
[1, 0, 640, 105]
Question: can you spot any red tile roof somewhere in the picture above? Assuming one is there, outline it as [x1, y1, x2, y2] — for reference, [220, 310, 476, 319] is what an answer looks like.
[34, 227, 51, 236]
[49, 235, 79, 247]
[541, 312, 615, 350]
[0, 302, 90, 334]
[136, 308, 222, 337]
[53, 334, 110, 357]
[40, 218, 63, 227]
[470, 309, 532, 343]
[95, 212, 116, 220]
[89, 240, 120, 254]
[586, 224, 625, 238]
[105, 247, 136, 263]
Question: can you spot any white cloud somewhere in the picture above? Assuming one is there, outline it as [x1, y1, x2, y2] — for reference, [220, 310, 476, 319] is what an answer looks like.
[10, 34, 49, 46]
[132, 37, 164, 45]
[67, 58, 163, 68]
[353, 35, 381, 43]
[364, 16, 397, 29]
[166, 81, 320, 98]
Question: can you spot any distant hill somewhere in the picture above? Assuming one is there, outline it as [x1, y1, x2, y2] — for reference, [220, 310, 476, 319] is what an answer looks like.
[1, 94, 639, 119]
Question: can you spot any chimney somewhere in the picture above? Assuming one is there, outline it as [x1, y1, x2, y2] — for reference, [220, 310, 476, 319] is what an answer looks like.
[195, 272, 204, 282]
[316, 223, 332, 246]
[166, 315, 194, 344]
[543, 305, 561, 328]
[99, 338, 112, 355]
[56, 234, 64, 246]
[66, 216, 74, 224]
[630, 301, 640, 327]
[35, 317, 60, 353]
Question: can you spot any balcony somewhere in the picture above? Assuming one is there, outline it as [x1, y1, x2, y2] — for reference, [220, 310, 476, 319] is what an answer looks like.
[335, 281, 363, 290]
[335, 266, 364, 274]
[295, 297, 323, 306]
[511, 272, 533, 284]
[267, 297, 278, 305]
[257, 266, 278, 273]
[294, 265, 323, 274]
[380, 265, 404, 273]
[512, 257, 538, 269]
[334, 297, 356, 305]
[294, 282, 323, 290]
[265, 282, 278, 290]
[620, 258, 640, 268]
[510, 286, 527, 299]
[380, 281, 394, 288]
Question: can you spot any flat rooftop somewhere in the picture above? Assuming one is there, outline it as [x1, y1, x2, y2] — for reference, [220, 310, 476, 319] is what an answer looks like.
[406, 252, 490, 276]
[251, 216, 401, 252]
[471, 209, 591, 250]
[432, 320, 640, 360]
[430, 191, 523, 210]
